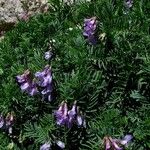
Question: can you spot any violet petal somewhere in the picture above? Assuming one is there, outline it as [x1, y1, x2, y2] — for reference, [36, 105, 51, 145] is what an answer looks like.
[35, 66, 52, 87]
[120, 134, 133, 145]
[45, 51, 53, 60]
[77, 115, 83, 126]
[56, 141, 65, 149]
[40, 143, 51, 150]
[112, 141, 122, 150]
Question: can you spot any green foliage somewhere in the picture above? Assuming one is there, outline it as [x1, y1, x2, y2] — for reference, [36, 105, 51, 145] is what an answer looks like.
[23, 114, 56, 147]
[0, 0, 150, 149]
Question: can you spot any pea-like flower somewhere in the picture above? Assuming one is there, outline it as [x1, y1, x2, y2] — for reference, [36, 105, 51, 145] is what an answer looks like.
[125, 0, 133, 9]
[44, 51, 53, 60]
[83, 17, 97, 45]
[120, 135, 133, 145]
[35, 65, 53, 101]
[27, 81, 39, 96]
[16, 70, 38, 96]
[56, 140, 65, 149]
[35, 65, 52, 87]
[67, 101, 77, 127]
[104, 135, 133, 150]
[54, 101, 86, 128]
[16, 70, 30, 89]
[76, 109, 86, 128]
[40, 143, 51, 150]
[54, 101, 68, 126]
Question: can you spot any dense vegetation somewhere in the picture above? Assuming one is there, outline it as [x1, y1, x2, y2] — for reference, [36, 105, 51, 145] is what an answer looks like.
[0, 0, 150, 149]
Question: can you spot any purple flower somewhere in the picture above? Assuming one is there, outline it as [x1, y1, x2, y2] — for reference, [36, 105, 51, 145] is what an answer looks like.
[103, 135, 133, 150]
[54, 101, 86, 128]
[120, 134, 133, 145]
[125, 0, 133, 9]
[16, 70, 38, 96]
[54, 101, 64, 118]
[111, 141, 122, 150]
[35, 65, 53, 100]
[54, 103, 63, 118]
[76, 115, 86, 128]
[56, 140, 65, 149]
[41, 83, 53, 95]
[83, 17, 97, 36]
[83, 17, 97, 45]
[20, 82, 30, 91]
[67, 101, 77, 127]
[104, 137, 111, 150]
[42, 88, 53, 102]
[45, 51, 53, 60]
[35, 65, 52, 87]
[16, 70, 30, 84]
[27, 81, 39, 96]
[104, 136, 122, 150]
[0, 115, 4, 128]
[54, 102, 68, 126]
[40, 143, 51, 150]
[76, 108, 86, 128]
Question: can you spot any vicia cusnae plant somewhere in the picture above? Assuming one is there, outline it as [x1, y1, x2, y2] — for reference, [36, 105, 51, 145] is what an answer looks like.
[16, 65, 53, 101]
[0, 0, 149, 149]
[83, 17, 98, 45]
[16, 70, 38, 96]
[35, 65, 53, 101]
[103, 135, 133, 150]
[54, 101, 86, 128]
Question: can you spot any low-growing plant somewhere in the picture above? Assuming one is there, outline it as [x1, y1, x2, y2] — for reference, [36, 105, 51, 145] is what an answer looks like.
[0, 0, 150, 149]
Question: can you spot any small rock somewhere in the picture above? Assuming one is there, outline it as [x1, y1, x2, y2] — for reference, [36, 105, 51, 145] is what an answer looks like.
[0, 0, 49, 32]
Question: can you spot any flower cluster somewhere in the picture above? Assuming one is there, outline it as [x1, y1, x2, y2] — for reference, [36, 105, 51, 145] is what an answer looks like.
[16, 70, 38, 96]
[54, 101, 86, 128]
[40, 140, 65, 150]
[35, 65, 53, 101]
[103, 135, 133, 150]
[0, 113, 14, 134]
[16, 65, 53, 101]
[83, 17, 97, 45]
